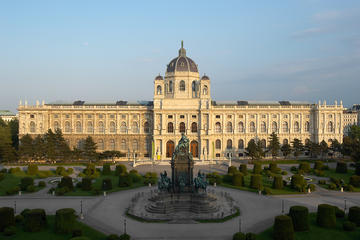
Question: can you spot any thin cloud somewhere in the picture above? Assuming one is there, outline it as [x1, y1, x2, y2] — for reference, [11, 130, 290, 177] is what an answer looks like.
[314, 10, 342, 21]
[82, 42, 89, 46]
[291, 27, 324, 39]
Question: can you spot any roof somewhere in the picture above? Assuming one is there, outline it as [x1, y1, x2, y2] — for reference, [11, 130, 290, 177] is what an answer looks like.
[0, 110, 16, 116]
[166, 42, 198, 73]
[46, 100, 153, 106]
[211, 100, 313, 106]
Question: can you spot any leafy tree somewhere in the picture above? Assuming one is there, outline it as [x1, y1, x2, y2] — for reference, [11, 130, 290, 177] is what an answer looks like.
[320, 140, 328, 160]
[246, 139, 264, 160]
[342, 126, 360, 161]
[19, 134, 34, 160]
[268, 132, 280, 159]
[33, 135, 45, 160]
[281, 143, 292, 158]
[82, 136, 98, 162]
[330, 139, 341, 158]
[8, 119, 19, 150]
[0, 125, 17, 163]
[291, 138, 304, 158]
[308, 141, 321, 158]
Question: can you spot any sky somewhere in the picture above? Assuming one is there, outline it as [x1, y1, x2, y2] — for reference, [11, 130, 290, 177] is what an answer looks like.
[1, 0, 360, 113]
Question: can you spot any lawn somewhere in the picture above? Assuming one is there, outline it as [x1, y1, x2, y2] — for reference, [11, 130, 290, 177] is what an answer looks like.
[257, 159, 336, 165]
[257, 213, 360, 240]
[1, 215, 107, 240]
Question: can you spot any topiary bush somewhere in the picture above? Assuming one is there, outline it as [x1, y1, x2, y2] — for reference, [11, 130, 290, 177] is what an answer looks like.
[307, 184, 316, 192]
[269, 163, 278, 173]
[15, 214, 24, 223]
[26, 185, 36, 193]
[58, 176, 74, 191]
[239, 164, 247, 175]
[348, 206, 360, 226]
[263, 187, 272, 195]
[345, 184, 355, 192]
[253, 163, 261, 174]
[289, 206, 309, 231]
[245, 233, 257, 240]
[228, 166, 237, 174]
[20, 177, 34, 191]
[119, 173, 133, 187]
[316, 204, 336, 228]
[115, 164, 127, 176]
[0, 207, 15, 232]
[350, 175, 360, 187]
[334, 206, 345, 218]
[81, 177, 92, 191]
[55, 208, 76, 233]
[314, 161, 324, 170]
[0, 172, 5, 181]
[4, 225, 16, 236]
[103, 164, 112, 175]
[232, 173, 244, 187]
[273, 215, 294, 240]
[343, 221, 356, 231]
[299, 162, 310, 173]
[27, 164, 38, 175]
[233, 232, 246, 240]
[102, 178, 113, 190]
[250, 174, 262, 190]
[290, 174, 305, 191]
[107, 234, 120, 240]
[336, 162, 347, 173]
[6, 186, 20, 196]
[24, 209, 47, 232]
[72, 228, 82, 237]
[38, 181, 46, 188]
[119, 233, 131, 240]
[273, 175, 284, 189]
[129, 172, 142, 183]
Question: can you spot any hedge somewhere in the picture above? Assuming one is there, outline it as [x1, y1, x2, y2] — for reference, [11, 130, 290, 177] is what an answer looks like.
[27, 164, 39, 175]
[269, 163, 278, 173]
[55, 208, 76, 233]
[107, 234, 120, 240]
[129, 172, 142, 183]
[115, 164, 127, 176]
[119, 173, 132, 187]
[0, 207, 15, 232]
[349, 175, 360, 187]
[233, 232, 246, 240]
[59, 176, 74, 190]
[343, 221, 356, 231]
[273, 175, 283, 189]
[119, 233, 131, 240]
[81, 177, 92, 191]
[103, 164, 112, 175]
[316, 204, 336, 228]
[232, 173, 244, 187]
[355, 162, 360, 176]
[24, 209, 47, 232]
[291, 174, 305, 190]
[348, 206, 360, 226]
[273, 215, 294, 240]
[335, 162, 347, 173]
[253, 163, 261, 174]
[239, 164, 247, 175]
[245, 233, 257, 240]
[298, 163, 310, 173]
[334, 206, 345, 218]
[228, 166, 238, 174]
[289, 206, 309, 231]
[102, 178, 113, 190]
[314, 161, 324, 170]
[20, 177, 34, 191]
[250, 174, 262, 190]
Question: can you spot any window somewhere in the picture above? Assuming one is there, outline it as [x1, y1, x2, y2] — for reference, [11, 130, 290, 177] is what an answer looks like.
[65, 121, 71, 133]
[203, 85, 208, 95]
[272, 114, 277, 118]
[30, 114, 34, 119]
[144, 121, 150, 133]
[98, 121, 105, 134]
[180, 115, 184, 119]
[77, 114, 81, 119]
[192, 115, 196, 119]
[121, 139, 126, 150]
[87, 114, 92, 119]
[179, 122, 185, 133]
[168, 115, 173, 119]
[226, 139, 232, 149]
[87, 121, 93, 133]
[328, 121, 334, 132]
[239, 115, 244, 119]
[30, 121, 36, 133]
[215, 122, 221, 133]
[110, 121, 116, 133]
[238, 139, 244, 149]
[132, 140, 138, 151]
[216, 115, 220, 119]
[109, 139, 115, 150]
[250, 115, 255, 118]
[121, 114, 126, 119]
[238, 122, 244, 132]
[76, 121, 82, 133]
[168, 122, 174, 133]
[54, 121, 60, 130]
[157, 85, 162, 95]
[260, 122, 266, 133]
[98, 139, 104, 150]
[282, 122, 289, 132]
[54, 114, 59, 118]
[215, 139, 221, 149]
[295, 114, 299, 118]
[283, 139, 288, 145]
[272, 122, 278, 133]
[132, 122, 139, 133]
[169, 81, 173, 93]
[179, 80, 185, 91]
[120, 122, 127, 133]
[65, 114, 70, 119]
[249, 122, 255, 133]
[294, 121, 300, 132]
[110, 114, 115, 119]
[305, 121, 310, 132]
[283, 115, 288, 118]
[261, 115, 266, 118]
[226, 122, 233, 133]
[191, 122, 197, 133]
[227, 115, 232, 119]
[99, 114, 103, 119]
[260, 139, 266, 148]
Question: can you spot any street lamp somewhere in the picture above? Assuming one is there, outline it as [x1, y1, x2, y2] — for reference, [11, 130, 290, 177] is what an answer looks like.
[344, 198, 347, 213]
[80, 200, 84, 219]
[123, 218, 127, 235]
[238, 216, 242, 232]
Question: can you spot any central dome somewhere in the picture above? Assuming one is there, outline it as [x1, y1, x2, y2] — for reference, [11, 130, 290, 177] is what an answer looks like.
[166, 41, 198, 73]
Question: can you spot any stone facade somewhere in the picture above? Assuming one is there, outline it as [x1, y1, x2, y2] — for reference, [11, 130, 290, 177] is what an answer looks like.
[18, 44, 345, 160]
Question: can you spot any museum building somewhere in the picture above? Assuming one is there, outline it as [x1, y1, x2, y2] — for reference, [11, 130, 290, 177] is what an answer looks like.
[18, 43, 345, 160]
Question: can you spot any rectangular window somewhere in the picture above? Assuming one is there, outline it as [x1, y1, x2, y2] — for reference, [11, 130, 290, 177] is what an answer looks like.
[295, 114, 299, 118]
[261, 115, 266, 118]
[30, 114, 34, 118]
[168, 115, 173, 119]
[239, 115, 243, 118]
[54, 114, 59, 118]
[216, 153, 220, 157]
[76, 114, 81, 118]
[250, 115, 255, 118]
[65, 114, 70, 119]
[180, 115, 185, 119]
[216, 115, 220, 119]
[87, 114, 92, 119]
[99, 114, 103, 119]
[227, 115, 232, 119]
[283, 115, 288, 118]
[272, 114, 277, 118]
[192, 115, 196, 119]
[121, 114, 126, 119]
[110, 114, 115, 118]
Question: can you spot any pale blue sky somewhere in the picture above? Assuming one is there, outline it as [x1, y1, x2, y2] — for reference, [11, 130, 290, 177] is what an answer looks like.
[1, 0, 360, 112]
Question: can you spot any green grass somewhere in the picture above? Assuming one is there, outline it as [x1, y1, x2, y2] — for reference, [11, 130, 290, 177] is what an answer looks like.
[257, 213, 360, 240]
[256, 158, 337, 165]
[1, 215, 107, 240]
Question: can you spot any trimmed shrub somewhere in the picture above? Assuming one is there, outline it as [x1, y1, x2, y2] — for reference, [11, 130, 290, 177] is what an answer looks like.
[27, 164, 38, 175]
[273, 175, 283, 189]
[316, 204, 336, 228]
[15, 214, 24, 223]
[115, 164, 127, 176]
[0, 172, 5, 181]
[291, 174, 304, 190]
[343, 221, 356, 231]
[314, 170, 325, 177]
[6, 186, 20, 196]
[9, 167, 21, 174]
[72, 228, 82, 237]
[0, 207, 15, 232]
[144, 172, 158, 185]
[55, 187, 70, 196]
[129, 172, 142, 183]
[239, 164, 247, 175]
[253, 163, 261, 174]
[289, 206, 309, 231]
[336, 162, 348, 173]
[59, 176, 74, 190]
[281, 171, 287, 175]
[55, 208, 76, 233]
[334, 206, 345, 218]
[223, 174, 233, 184]
[107, 234, 120, 240]
[67, 168, 74, 174]
[269, 163, 278, 172]
[250, 174, 262, 190]
[348, 206, 360, 226]
[290, 166, 297, 173]
[20, 177, 34, 191]
[345, 184, 355, 192]
[119, 233, 131, 240]
[56, 166, 66, 175]
[318, 180, 326, 185]
[4, 225, 16, 236]
[81, 177, 92, 191]
[232, 173, 244, 187]
[20, 209, 30, 217]
[245, 233, 257, 240]
[228, 166, 237, 174]
[102, 178, 113, 190]
[307, 184, 316, 192]
[355, 162, 360, 176]
[299, 163, 310, 173]
[273, 215, 294, 240]
[119, 173, 133, 187]
[263, 187, 272, 195]
[70, 237, 90, 240]
[328, 183, 337, 190]
[233, 232, 246, 240]
[26, 185, 36, 193]
[103, 164, 111, 175]
[349, 175, 360, 187]
[314, 161, 324, 170]
[38, 181, 46, 187]
[24, 209, 47, 232]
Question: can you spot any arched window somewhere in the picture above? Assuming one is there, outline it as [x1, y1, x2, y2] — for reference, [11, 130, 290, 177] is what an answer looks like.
[144, 121, 150, 133]
[226, 139, 232, 149]
[282, 122, 289, 132]
[260, 139, 266, 148]
[98, 139, 104, 150]
[120, 122, 127, 133]
[109, 139, 115, 150]
[192, 80, 198, 97]
[249, 122, 255, 133]
[190, 140, 198, 157]
[87, 121, 93, 133]
[157, 85, 162, 95]
[166, 140, 175, 157]
[98, 121, 104, 134]
[272, 122, 278, 133]
[328, 121, 334, 132]
[109, 121, 116, 133]
[76, 121, 82, 133]
[179, 80, 185, 91]
[132, 122, 139, 133]
[215, 122, 221, 133]
[30, 121, 36, 133]
[215, 139, 221, 149]
[238, 122, 244, 132]
[168, 122, 174, 133]
[121, 139, 126, 150]
[54, 121, 60, 130]
[203, 85, 208, 95]
[294, 121, 300, 132]
[179, 122, 185, 133]
[191, 122, 197, 133]
[65, 121, 71, 133]
[132, 140, 138, 151]
[169, 81, 173, 93]
[226, 122, 233, 133]
[260, 122, 266, 133]
[283, 139, 288, 145]
[238, 139, 244, 149]
[305, 121, 310, 132]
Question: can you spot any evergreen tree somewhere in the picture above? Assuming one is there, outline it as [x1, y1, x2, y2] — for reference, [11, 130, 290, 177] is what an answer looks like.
[0, 125, 17, 162]
[320, 140, 328, 160]
[330, 139, 341, 158]
[33, 135, 45, 160]
[342, 126, 360, 161]
[19, 134, 34, 160]
[281, 143, 292, 158]
[82, 136, 98, 162]
[309, 141, 321, 158]
[291, 138, 304, 158]
[8, 119, 19, 150]
[246, 139, 264, 160]
[268, 132, 280, 159]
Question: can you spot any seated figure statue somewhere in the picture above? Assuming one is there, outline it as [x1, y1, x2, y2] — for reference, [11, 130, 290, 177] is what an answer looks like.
[158, 170, 171, 192]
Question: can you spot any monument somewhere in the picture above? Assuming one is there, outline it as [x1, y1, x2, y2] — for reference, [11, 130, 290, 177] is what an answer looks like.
[128, 135, 237, 222]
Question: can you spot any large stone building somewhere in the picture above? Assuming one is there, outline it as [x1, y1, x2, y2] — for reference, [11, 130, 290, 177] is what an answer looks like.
[0, 110, 17, 122]
[18, 43, 345, 160]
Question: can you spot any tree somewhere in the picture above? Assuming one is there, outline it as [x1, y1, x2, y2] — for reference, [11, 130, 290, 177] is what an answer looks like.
[268, 132, 280, 159]
[8, 119, 19, 150]
[82, 136, 98, 162]
[308, 141, 321, 158]
[0, 125, 17, 163]
[291, 138, 304, 159]
[342, 126, 360, 161]
[330, 139, 341, 158]
[245, 139, 264, 160]
[320, 140, 328, 160]
[19, 134, 34, 160]
[281, 143, 292, 158]
[33, 135, 45, 160]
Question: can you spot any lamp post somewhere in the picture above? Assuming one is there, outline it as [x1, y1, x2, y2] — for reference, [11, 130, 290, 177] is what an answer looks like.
[14, 200, 16, 214]
[344, 198, 347, 213]
[124, 218, 127, 235]
[238, 216, 242, 232]
[80, 200, 84, 219]
[281, 200, 284, 214]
